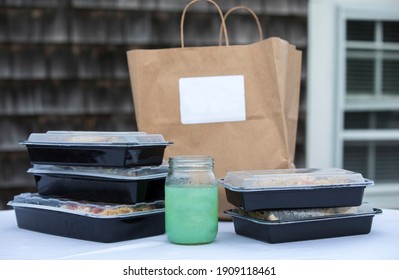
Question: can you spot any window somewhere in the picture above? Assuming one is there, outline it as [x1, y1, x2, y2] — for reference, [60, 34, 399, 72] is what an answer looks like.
[308, 0, 399, 208]
[344, 20, 399, 182]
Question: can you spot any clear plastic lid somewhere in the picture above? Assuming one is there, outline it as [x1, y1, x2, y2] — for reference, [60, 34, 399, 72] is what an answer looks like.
[46, 130, 147, 135]
[231, 203, 375, 222]
[22, 132, 170, 145]
[28, 164, 169, 180]
[221, 168, 369, 190]
[8, 193, 164, 218]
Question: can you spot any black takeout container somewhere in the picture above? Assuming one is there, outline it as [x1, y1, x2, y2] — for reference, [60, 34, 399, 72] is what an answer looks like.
[29, 164, 168, 204]
[8, 193, 165, 243]
[225, 204, 382, 243]
[20, 132, 172, 167]
[219, 168, 373, 210]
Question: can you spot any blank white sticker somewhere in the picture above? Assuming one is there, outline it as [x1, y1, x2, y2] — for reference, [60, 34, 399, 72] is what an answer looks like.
[179, 75, 246, 124]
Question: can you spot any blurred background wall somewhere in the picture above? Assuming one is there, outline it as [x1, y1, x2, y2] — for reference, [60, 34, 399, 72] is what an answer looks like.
[0, 0, 308, 209]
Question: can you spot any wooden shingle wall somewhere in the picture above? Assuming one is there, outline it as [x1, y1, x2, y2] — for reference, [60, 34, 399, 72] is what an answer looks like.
[0, 0, 308, 209]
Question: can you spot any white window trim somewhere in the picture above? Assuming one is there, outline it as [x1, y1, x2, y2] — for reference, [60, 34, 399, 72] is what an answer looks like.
[307, 0, 399, 209]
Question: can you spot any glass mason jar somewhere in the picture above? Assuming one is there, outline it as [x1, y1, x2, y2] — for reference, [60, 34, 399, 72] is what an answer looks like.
[165, 156, 218, 245]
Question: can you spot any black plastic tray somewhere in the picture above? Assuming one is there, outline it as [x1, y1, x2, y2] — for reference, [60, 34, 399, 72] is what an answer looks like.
[225, 208, 382, 243]
[221, 179, 373, 211]
[9, 196, 165, 243]
[34, 174, 166, 204]
[22, 144, 169, 167]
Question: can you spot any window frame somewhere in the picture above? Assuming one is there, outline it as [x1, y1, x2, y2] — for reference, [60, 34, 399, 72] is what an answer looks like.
[307, 0, 399, 208]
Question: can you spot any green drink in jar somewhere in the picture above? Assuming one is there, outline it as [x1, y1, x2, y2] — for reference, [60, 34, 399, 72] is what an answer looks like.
[165, 156, 218, 244]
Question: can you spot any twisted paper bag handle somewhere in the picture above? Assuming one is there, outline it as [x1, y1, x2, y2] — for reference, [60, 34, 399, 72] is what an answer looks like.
[180, 0, 230, 48]
[219, 5, 263, 46]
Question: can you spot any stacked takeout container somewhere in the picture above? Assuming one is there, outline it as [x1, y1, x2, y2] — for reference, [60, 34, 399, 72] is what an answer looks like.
[219, 168, 382, 243]
[8, 131, 172, 243]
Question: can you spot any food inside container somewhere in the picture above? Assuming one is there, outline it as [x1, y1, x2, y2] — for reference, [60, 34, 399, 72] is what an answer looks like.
[223, 168, 366, 189]
[9, 193, 164, 217]
[19, 131, 172, 167]
[46, 130, 147, 135]
[233, 202, 374, 222]
[219, 168, 373, 210]
[28, 164, 169, 180]
[28, 164, 168, 203]
[60, 202, 156, 216]
[8, 193, 165, 242]
[225, 203, 382, 243]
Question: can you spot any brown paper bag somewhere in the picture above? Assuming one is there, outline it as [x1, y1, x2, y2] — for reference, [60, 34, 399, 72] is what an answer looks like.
[127, 0, 302, 220]
[219, 5, 301, 165]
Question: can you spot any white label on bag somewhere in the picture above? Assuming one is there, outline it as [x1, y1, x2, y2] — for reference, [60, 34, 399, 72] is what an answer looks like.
[179, 75, 246, 124]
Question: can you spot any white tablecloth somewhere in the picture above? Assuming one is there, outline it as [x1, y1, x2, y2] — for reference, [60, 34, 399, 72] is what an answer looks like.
[0, 209, 398, 260]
